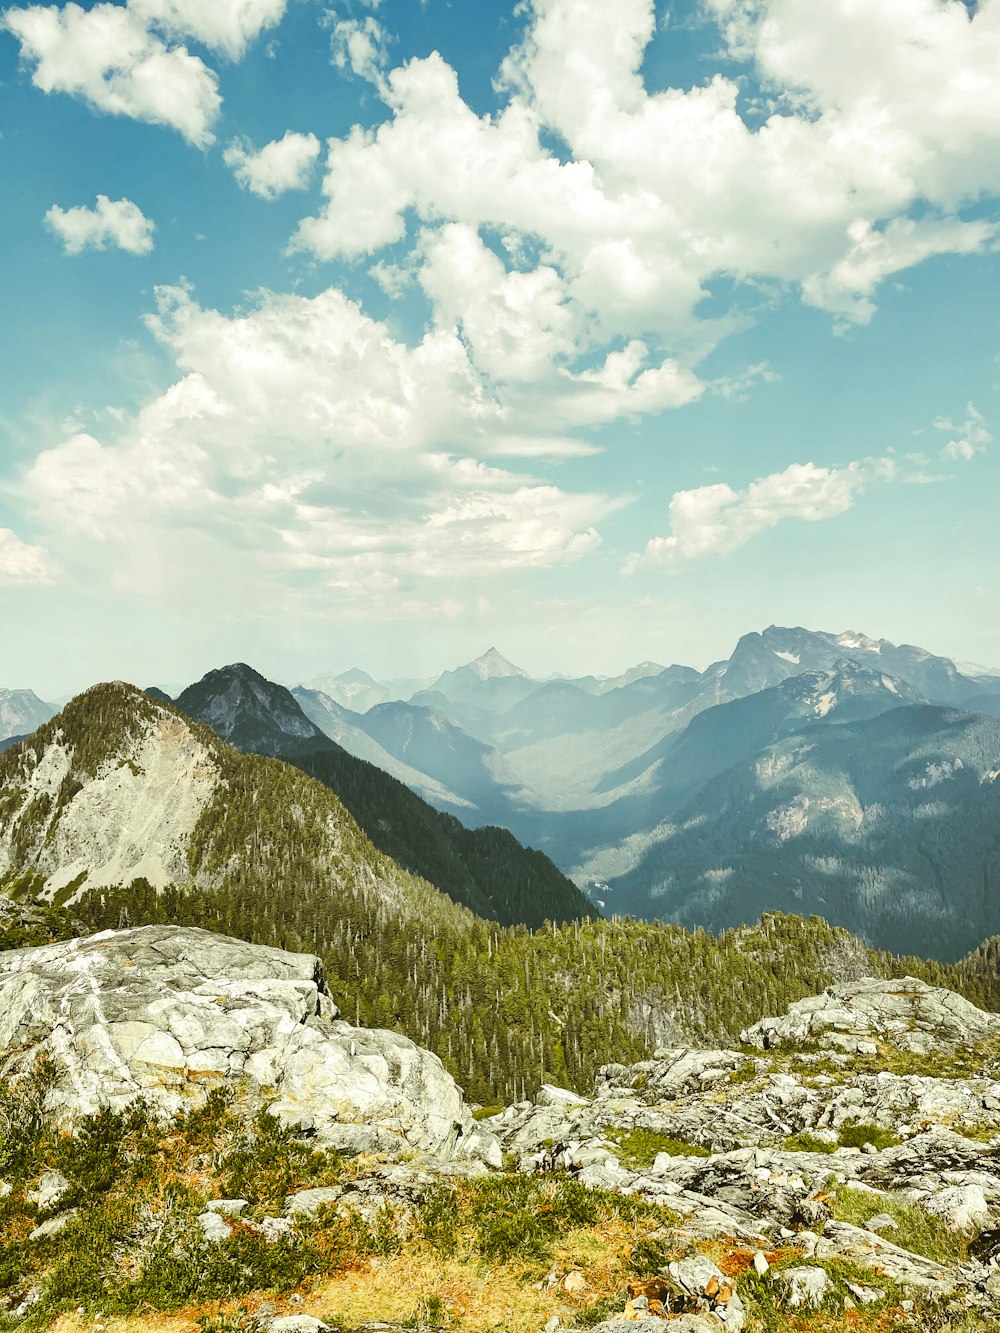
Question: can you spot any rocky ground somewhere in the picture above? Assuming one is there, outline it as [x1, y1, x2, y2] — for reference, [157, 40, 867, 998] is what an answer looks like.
[4, 926, 1000, 1331]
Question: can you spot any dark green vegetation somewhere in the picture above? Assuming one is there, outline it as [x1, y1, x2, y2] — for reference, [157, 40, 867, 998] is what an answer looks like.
[175, 663, 595, 930]
[605, 1128, 710, 1166]
[292, 744, 594, 930]
[0, 1077, 352, 1328]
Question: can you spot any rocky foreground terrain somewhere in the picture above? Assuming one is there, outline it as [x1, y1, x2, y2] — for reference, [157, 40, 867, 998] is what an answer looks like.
[4, 926, 1000, 1331]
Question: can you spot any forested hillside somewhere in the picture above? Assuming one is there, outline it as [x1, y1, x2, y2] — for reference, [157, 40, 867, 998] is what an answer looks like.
[4, 877, 994, 1106]
[175, 663, 593, 929]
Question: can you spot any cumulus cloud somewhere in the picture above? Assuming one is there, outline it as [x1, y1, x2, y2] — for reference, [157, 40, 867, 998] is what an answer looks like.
[935, 402, 991, 462]
[224, 131, 321, 199]
[129, 0, 286, 60]
[2, 2, 221, 144]
[2, 0, 285, 143]
[626, 458, 895, 570]
[0, 528, 54, 585]
[45, 195, 155, 255]
[21, 283, 616, 613]
[292, 0, 1000, 364]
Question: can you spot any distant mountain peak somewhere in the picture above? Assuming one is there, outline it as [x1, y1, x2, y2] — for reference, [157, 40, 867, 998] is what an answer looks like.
[0, 687, 57, 742]
[465, 648, 528, 680]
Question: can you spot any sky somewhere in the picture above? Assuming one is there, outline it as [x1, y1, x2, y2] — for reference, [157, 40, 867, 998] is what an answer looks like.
[1, 0, 999, 698]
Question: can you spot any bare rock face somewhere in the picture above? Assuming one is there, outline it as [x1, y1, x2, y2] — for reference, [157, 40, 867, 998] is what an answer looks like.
[740, 975, 1000, 1054]
[0, 925, 499, 1166]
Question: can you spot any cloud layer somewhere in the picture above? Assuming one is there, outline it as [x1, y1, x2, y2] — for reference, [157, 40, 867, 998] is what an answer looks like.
[626, 459, 895, 570]
[0, 528, 53, 585]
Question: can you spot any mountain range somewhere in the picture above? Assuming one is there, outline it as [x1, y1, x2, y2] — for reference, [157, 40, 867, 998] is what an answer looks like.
[0, 687, 54, 744]
[4, 623, 1000, 959]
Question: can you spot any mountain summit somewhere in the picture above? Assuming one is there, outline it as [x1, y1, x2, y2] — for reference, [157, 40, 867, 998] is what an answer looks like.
[464, 648, 529, 680]
[174, 663, 326, 756]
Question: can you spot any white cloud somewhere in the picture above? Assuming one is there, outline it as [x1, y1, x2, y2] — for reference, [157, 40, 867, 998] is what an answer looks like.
[2, 2, 221, 145]
[2, 0, 284, 143]
[224, 131, 321, 199]
[328, 14, 387, 86]
[626, 458, 895, 570]
[129, 0, 286, 60]
[934, 402, 991, 462]
[21, 283, 616, 614]
[0, 528, 54, 585]
[45, 195, 155, 255]
[291, 0, 1000, 380]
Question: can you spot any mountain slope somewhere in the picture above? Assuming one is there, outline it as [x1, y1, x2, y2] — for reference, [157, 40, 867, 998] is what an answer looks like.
[293, 685, 476, 810]
[176, 664, 594, 929]
[0, 688, 54, 742]
[0, 682, 453, 923]
[608, 704, 1000, 959]
[292, 744, 594, 930]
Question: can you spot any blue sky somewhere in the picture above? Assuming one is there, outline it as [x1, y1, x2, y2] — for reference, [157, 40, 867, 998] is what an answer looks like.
[1, 0, 998, 698]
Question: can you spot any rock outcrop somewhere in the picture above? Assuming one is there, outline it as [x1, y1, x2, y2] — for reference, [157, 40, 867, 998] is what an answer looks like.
[485, 978, 1000, 1323]
[741, 975, 1000, 1054]
[0, 924, 499, 1165]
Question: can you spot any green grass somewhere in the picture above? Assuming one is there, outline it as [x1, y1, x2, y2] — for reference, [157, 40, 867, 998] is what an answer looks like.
[604, 1127, 710, 1167]
[832, 1186, 970, 1264]
[417, 1174, 659, 1266]
[783, 1131, 837, 1154]
[783, 1121, 900, 1154]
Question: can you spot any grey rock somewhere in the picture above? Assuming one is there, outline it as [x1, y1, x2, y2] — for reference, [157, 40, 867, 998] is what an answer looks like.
[198, 1210, 233, 1243]
[285, 1187, 343, 1218]
[924, 1183, 990, 1232]
[0, 926, 499, 1165]
[774, 1265, 836, 1309]
[809, 1220, 958, 1298]
[28, 1209, 78, 1241]
[587, 1322, 670, 1332]
[865, 1212, 899, 1232]
[26, 1170, 70, 1212]
[846, 1281, 885, 1305]
[742, 976, 1000, 1055]
[206, 1198, 248, 1216]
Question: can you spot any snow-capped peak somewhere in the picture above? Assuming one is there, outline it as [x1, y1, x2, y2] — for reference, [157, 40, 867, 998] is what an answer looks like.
[836, 630, 881, 654]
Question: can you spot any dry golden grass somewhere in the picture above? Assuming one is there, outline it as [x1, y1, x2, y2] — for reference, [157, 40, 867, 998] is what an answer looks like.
[38, 1213, 661, 1333]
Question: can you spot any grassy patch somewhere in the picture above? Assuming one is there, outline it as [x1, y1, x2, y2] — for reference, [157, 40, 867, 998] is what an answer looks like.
[604, 1127, 710, 1167]
[832, 1186, 969, 1264]
[783, 1131, 837, 1154]
[836, 1120, 900, 1151]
